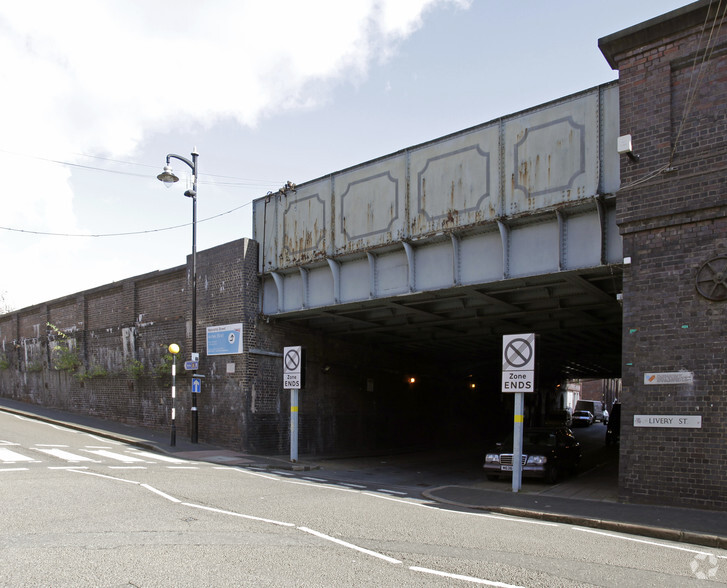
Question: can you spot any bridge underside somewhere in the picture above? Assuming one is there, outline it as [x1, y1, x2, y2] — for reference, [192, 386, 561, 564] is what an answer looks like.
[267, 264, 623, 383]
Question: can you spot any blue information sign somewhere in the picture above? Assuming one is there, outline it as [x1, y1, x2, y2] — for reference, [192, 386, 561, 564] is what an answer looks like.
[206, 323, 243, 356]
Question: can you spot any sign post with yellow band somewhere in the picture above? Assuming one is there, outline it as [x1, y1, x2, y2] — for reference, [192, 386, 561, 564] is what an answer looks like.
[284, 346, 303, 463]
[502, 334, 536, 492]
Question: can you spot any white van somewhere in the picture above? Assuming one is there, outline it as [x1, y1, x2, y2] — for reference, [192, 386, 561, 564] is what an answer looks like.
[575, 400, 604, 423]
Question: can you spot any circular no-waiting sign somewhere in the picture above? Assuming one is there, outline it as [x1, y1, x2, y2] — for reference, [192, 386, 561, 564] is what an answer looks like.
[502, 334, 535, 371]
[284, 347, 301, 373]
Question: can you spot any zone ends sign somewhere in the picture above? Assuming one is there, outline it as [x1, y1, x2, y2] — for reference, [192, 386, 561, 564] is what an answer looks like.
[501, 333, 536, 393]
[502, 371, 534, 391]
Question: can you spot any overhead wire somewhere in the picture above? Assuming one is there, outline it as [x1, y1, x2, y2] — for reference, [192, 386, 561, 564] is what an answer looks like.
[0, 199, 255, 238]
[0, 147, 279, 187]
[0, 147, 280, 237]
[670, 0, 726, 164]
[618, 0, 726, 192]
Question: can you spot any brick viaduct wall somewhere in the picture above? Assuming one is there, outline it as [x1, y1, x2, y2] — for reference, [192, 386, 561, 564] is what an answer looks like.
[0, 264, 188, 429]
[0, 237, 449, 456]
[600, 1, 727, 509]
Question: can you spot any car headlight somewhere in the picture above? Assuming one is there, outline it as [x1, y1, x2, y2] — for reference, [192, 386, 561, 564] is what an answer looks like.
[526, 455, 547, 465]
[485, 454, 500, 464]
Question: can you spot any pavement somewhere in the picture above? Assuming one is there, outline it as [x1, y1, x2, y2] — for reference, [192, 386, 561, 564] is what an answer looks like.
[1, 397, 725, 551]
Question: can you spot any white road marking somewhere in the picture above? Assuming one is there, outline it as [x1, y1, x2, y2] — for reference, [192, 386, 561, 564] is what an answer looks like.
[83, 449, 148, 463]
[0, 467, 29, 472]
[377, 488, 407, 495]
[302, 476, 327, 482]
[410, 566, 525, 587]
[183, 503, 295, 527]
[226, 467, 278, 480]
[34, 448, 97, 462]
[298, 526, 401, 564]
[141, 484, 180, 503]
[573, 527, 726, 557]
[85, 434, 120, 444]
[0, 448, 38, 462]
[287, 480, 357, 493]
[125, 450, 188, 463]
[68, 469, 139, 484]
[339, 482, 367, 489]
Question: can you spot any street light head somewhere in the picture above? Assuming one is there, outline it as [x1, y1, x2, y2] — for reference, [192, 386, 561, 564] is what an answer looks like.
[157, 166, 179, 187]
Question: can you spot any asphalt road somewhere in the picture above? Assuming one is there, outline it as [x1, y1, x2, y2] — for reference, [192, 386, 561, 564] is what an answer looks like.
[2, 412, 724, 587]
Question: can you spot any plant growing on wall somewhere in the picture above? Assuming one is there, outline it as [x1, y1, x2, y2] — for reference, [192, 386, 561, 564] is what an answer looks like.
[27, 361, 44, 373]
[75, 364, 108, 382]
[47, 322, 81, 372]
[125, 358, 145, 379]
[0, 353, 9, 370]
[155, 352, 174, 378]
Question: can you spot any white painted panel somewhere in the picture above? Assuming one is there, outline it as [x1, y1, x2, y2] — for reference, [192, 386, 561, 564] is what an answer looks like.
[334, 156, 407, 255]
[510, 221, 559, 276]
[600, 84, 621, 195]
[340, 258, 370, 303]
[409, 124, 500, 236]
[376, 250, 408, 296]
[415, 242, 454, 291]
[282, 272, 303, 312]
[261, 278, 278, 315]
[605, 205, 622, 264]
[565, 212, 601, 269]
[460, 232, 503, 284]
[307, 266, 334, 308]
[281, 179, 331, 266]
[505, 92, 599, 213]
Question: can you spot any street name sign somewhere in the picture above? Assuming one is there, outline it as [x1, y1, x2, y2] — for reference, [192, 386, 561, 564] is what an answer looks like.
[644, 371, 694, 385]
[634, 415, 702, 428]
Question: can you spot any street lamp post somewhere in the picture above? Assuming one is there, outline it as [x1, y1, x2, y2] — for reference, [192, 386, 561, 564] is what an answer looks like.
[158, 150, 199, 444]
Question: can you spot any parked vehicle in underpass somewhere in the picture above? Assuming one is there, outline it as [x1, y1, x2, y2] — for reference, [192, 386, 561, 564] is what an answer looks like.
[483, 427, 582, 484]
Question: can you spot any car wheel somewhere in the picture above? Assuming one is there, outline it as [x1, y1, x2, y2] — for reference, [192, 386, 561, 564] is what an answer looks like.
[545, 465, 559, 484]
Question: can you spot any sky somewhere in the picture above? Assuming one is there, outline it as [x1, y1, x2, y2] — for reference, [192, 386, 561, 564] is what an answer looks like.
[0, 0, 693, 312]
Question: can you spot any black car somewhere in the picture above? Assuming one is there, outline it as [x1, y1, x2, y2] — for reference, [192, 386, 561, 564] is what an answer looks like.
[605, 403, 621, 446]
[483, 427, 581, 484]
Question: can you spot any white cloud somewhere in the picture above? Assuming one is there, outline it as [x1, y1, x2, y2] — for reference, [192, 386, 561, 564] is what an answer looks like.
[0, 0, 470, 310]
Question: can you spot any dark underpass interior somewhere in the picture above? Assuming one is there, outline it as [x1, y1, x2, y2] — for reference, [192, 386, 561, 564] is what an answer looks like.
[272, 265, 624, 454]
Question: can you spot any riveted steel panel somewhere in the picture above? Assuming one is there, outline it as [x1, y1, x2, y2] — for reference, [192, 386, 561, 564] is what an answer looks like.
[307, 265, 334, 308]
[509, 220, 560, 277]
[375, 250, 408, 296]
[415, 241, 456, 291]
[334, 155, 407, 255]
[564, 212, 602, 269]
[279, 179, 331, 268]
[409, 124, 500, 235]
[340, 257, 370, 303]
[253, 83, 621, 297]
[459, 231, 504, 284]
[504, 93, 599, 213]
